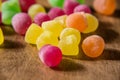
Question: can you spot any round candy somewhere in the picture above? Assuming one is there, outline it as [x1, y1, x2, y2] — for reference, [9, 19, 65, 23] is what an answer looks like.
[12, 13, 32, 35]
[64, 0, 79, 15]
[83, 13, 99, 33]
[0, 28, 4, 45]
[93, 0, 116, 15]
[66, 12, 87, 32]
[39, 44, 62, 67]
[74, 5, 91, 13]
[82, 35, 105, 58]
[48, 7, 65, 20]
[28, 4, 46, 19]
[19, 0, 36, 12]
[48, 0, 65, 8]
[25, 23, 43, 44]
[34, 13, 50, 26]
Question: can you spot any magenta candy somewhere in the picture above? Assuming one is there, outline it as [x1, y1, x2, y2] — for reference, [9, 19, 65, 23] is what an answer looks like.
[19, 0, 36, 12]
[48, 7, 65, 19]
[12, 13, 32, 35]
[34, 13, 50, 26]
[39, 44, 62, 67]
[64, 0, 79, 15]
[74, 5, 91, 13]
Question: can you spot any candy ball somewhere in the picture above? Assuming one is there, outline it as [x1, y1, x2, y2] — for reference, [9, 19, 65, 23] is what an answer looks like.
[0, 28, 4, 45]
[93, 0, 116, 15]
[63, 0, 79, 15]
[19, 0, 36, 12]
[82, 35, 105, 58]
[66, 12, 87, 32]
[48, 0, 65, 8]
[12, 13, 32, 35]
[28, 4, 46, 19]
[39, 44, 62, 67]
[34, 13, 50, 26]
[48, 7, 65, 20]
[74, 5, 91, 13]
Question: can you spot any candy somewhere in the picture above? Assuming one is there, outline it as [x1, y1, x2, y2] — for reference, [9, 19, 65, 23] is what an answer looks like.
[63, 0, 79, 15]
[58, 35, 79, 55]
[19, 0, 36, 12]
[42, 20, 63, 37]
[2, 0, 21, 25]
[25, 23, 43, 44]
[66, 12, 87, 32]
[39, 44, 62, 67]
[93, 0, 116, 15]
[54, 15, 67, 28]
[83, 13, 99, 33]
[36, 31, 59, 50]
[77, 0, 85, 4]
[28, 4, 46, 19]
[34, 13, 50, 26]
[48, 7, 65, 20]
[82, 35, 105, 58]
[12, 13, 32, 35]
[48, 0, 65, 8]
[60, 28, 81, 44]
[74, 5, 91, 13]
[0, 28, 4, 45]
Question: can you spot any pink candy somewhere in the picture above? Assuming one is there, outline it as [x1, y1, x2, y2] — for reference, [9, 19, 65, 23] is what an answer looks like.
[12, 13, 32, 35]
[34, 13, 50, 26]
[64, 0, 79, 15]
[39, 45, 62, 67]
[48, 7, 65, 19]
[74, 5, 91, 13]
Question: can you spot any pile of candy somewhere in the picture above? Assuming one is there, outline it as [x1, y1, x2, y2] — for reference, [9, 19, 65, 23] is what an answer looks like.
[1, 0, 117, 67]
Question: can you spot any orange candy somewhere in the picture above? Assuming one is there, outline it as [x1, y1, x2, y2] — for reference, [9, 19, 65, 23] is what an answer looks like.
[66, 12, 87, 32]
[82, 35, 105, 58]
[93, 0, 116, 15]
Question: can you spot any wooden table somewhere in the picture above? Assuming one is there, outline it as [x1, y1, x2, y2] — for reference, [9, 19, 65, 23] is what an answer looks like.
[0, 0, 120, 80]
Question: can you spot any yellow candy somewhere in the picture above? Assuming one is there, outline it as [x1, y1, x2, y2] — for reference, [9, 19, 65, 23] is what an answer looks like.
[0, 28, 4, 45]
[25, 23, 43, 44]
[83, 13, 99, 33]
[28, 4, 46, 19]
[36, 31, 58, 50]
[42, 20, 63, 37]
[54, 15, 68, 28]
[60, 28, 81, 44]
[58, 35, 79, 55]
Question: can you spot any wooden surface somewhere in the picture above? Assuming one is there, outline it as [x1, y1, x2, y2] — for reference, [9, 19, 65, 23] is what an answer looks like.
[0, 0, 120, 80]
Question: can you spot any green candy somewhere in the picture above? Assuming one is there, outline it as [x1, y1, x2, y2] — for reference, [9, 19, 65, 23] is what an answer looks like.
[48, 0, 65, 8]
[2, 0, 21, 25]
[77, 0, 85, 4]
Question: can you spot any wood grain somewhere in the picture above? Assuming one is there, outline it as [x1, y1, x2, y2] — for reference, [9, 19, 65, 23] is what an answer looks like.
[0, 0, 120, 80]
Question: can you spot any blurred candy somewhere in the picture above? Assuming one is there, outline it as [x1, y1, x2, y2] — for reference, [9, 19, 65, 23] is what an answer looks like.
[77, 0, 85, 4]
[83, 13, 99, 33]
[93, 0, 116, 15]
[34, 13, 50, 26]
[48, 0, 65, 8]
[82, 35, 105, 58]
[28, 4, 46, 19]
[39, 44, 62, 67]
[19, 0, 36, 12]
[25, 23, 43, 44]
[0, 28, 4, 45]
[42, 20, 63, 37]
[12, 13, 32, 35]
[66, 12, 87, 32]
[2, 0, 21, 25]
[36, 31, 59, 50]
[48, 7, 65, 20]
[74, 5, 91, 13]
[64, 0, 79, 15]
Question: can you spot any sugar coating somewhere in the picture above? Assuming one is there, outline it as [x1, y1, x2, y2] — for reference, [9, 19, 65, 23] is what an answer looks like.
[82, 35, 105, 58]
[28, 4, 46, 19]
[25, 23, 43, 44]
